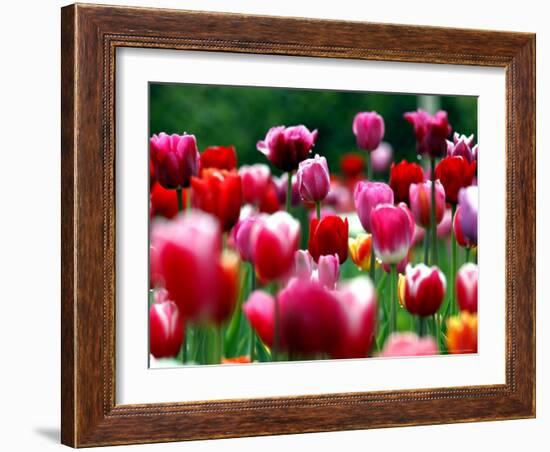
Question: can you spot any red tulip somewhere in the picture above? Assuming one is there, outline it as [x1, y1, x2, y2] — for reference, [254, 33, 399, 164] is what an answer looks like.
[150, 182, 182, 219]
[200, 145, 237, 172]
[379, 333, 438, 357]
[250, 211, 301, 281]
[353, 111, 385, 151]
[409, 180, 446, 228]
[340, 152, 365, 180]
[370, 204, 412, 264]
[150, 132, 200, 189]
[434, 156, 476, 204]
[258, 182, 281, 213]
[331, 277, 377, 359]
[389, 160, 425, 205]
[257, 125, 318, 172]
[191, 168, 242, 231]
[149, 159, 156, 187]
[149, 301, 184, 358]
[403, 263, 446, 316]
[308, 215, 349, 263]
[456, 263, 478, 313]
[404, 109, 452, 157]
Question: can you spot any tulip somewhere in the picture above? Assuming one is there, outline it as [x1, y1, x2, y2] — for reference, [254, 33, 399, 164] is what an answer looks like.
[389, 160, 425, 205]
[149, 301, 184, 358]
[149, 159, 156, 186]
[409, 180, 446, 228]
[297, 154, 331, 204]
[150, 132, 200, 189]
[308, 215, 349, 263]
[340, 152, 365, 180]
[434, 156, 476, 204]
[243, 290, 276, 348]
[257, 182, 281, 213]
[458, 186, 478, 245]
[239, 163, 271, 205]
[354, 181, 394, 233]
[437, 206, 453, 238]
[403, 263, 446, 317]
[150, 182, 181, 219]
[231, 215, 261, 262]
[352, 111, 385, 151]
[151, 211, 239, 324]
[370, 204, 412, 264]
[371, 142, 393, 173]
[379, 333, 438, 357]
[316, 254, 340, 289]
[404, 109, 452, 157]
[250, 211, 301, 281]
[348, 233, 374, 271]
[398, 202, 416, 241]
[446, 312, 478, 354]
[200, 145, 237, 172]
[456, 263, 478, 313]
[293, 249, 314, 280]
[257, 125, 318, 172]
[331, 277, 377, 359]
[453, 205, 475, 248]
[191, 168, 242, 231]
[447, 133, 476, 162]
[222, 356, 251, 364]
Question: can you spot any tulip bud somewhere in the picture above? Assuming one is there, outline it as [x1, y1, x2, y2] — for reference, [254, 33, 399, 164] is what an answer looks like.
[447, 133, 476, 162]
[379, 333, 438, 357]
[149, 301, 184, 358]
[456, 263, 478, 313]
[458, 186, 478, 245]
[316, 254, 340, 289]
[446, 312, 478, 354]
[403, 263, 446, 316]
[257, 125, 318, 172]
[409, 180, 446, 228]
[354, 181, 394, 233]
[389, 160, 425, 205]
[352, 111, 385, 151]
[370, 204, 412, 264]
[238, 163, 271, 205]
[348, 233, 373, 271]
[293, 249, 314, 280]
[150, 132, 200, 189]
[200, 145, 237, 172]
[308, 215, 349, 263]
[404, 109, 452, 157]
[297, 154, 331, 203]
[370, 142, 393, 173]
[434, 156, 476, 204]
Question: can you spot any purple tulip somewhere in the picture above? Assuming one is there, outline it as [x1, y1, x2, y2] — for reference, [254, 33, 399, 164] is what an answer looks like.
[150, 132, 200, 189]
[458, 186, 478, 245]
[370, 142, 394, 173]
[316, 254, 340, 289]
[354, 181, 394, 233]
[370, 204, 413, 264]
[257, 125, 318, 172]
[447, 132, 476, 162]
[297, 154, 330, 203]
[352, 112, 385, 151]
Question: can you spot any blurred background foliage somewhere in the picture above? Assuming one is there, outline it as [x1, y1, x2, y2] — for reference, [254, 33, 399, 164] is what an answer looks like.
[150, 83, 477, 176]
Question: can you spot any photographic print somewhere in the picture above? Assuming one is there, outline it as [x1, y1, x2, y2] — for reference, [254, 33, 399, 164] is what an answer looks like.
[148, 83, 479, 367]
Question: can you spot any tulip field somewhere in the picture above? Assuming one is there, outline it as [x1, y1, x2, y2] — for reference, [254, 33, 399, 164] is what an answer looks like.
[148, 84, 478, 366]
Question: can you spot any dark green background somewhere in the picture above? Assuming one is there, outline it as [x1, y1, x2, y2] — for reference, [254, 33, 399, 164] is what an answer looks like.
[149, 83, 477, 176]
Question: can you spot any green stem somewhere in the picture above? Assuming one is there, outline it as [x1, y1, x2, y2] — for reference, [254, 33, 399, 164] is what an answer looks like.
[216, 326, 224, 364]
[465, 247, 471, 263]
[430, 157, 438, 265]
[181, 321, 187, 364]
[186, 187, 192, 211]
[390, 264, 397, 333]
[285, 172, 292, 213]
[418, 316, 427, 337]
[423, 228, 430, 265]
[176, 187, 184, 212]
[249, 263, 256, 362]
[273, 297, 280, 361]
[316, 201, 321, 221]
[367, 151, 373, 180]
[369, 249, 376, 284]
[450, 203, 458, 315]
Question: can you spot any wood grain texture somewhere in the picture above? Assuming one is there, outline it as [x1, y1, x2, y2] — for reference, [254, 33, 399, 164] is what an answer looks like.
[61, 3, 536, 447]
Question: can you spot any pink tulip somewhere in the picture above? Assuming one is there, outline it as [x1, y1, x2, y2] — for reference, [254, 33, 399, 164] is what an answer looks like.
[149, 301, 184, 358]
[293, 249, 314, 280]
[352, 111, 385, 151]
[379, 333, 438, 357]
[250, 211, 301, 282]
[458, 186, 478, 245]
[297, 154, 331, 203]
[456, 263, 478, 313]
[437, 206, 453, 238]
[403, 263, 446, 317]
[316, 254, 340, 289]
[331, 277, 377, 359]
[239, 164, 271, 205]
[354, 181, 394, 233]
[370, 204, 412, 264]
[231, 215, 261, 262]
[409, 180, 446, 228]
[243, 290, 276, 348]
[447, 132, 476, 162]
[397, 202, 416, 241]
[257, 125, 318, 172]
[370, 142, 394, 173]
[150, 132, 200, 189]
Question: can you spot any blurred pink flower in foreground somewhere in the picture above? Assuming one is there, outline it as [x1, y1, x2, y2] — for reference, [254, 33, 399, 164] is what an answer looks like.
[370, 142, 393, 173]
[379, 333, 438, 357]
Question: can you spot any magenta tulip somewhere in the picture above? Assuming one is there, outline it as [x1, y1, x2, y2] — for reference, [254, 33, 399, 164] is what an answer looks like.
[149, 301, 184, 358]
[316, 254, 340, 289]
[352, 111, 385, 151]
[447, 132, 476, 162]
[150, 132, 200, 189]
[297, 154, 330, 202]
[239, 163, 271, 205]
[456, 263, 478, 313]
[243, 290, 276, 348]
[370, 204, 412, 264]
[250, 211, 301, 282]
[404, 109, 452, 157]
[257, 125, 318, 172]
[354, 181, 394, 233]
[231, 215, 261, 262]
[403, 263, 446, 317]
[458, 186, 478, 245]
[379, 333, 438, 357]
[409, 180, 446, 228]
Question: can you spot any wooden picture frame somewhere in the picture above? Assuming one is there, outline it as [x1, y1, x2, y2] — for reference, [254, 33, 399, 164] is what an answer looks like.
[61, 3, 536, 447]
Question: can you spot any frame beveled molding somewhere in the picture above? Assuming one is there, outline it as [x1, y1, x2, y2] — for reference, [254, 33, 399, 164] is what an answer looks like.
[61, 3, 535, 447]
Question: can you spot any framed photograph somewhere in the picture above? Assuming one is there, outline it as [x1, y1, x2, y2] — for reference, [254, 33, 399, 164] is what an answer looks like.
[61, 3, 536, 447]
